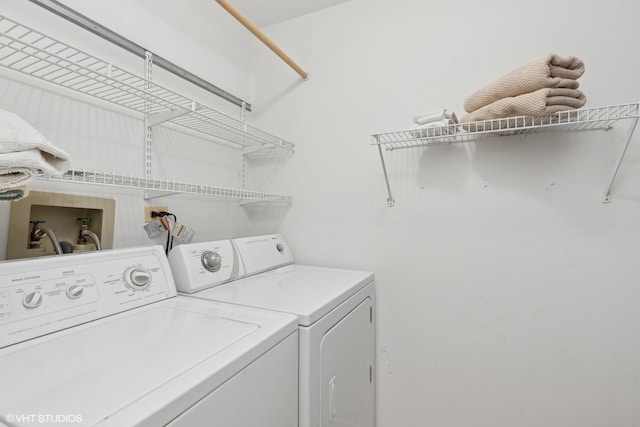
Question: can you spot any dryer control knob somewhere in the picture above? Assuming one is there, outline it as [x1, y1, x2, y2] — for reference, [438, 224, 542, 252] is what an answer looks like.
[66, 284, 84, 299]
[201, 251, 222, 272]
[124, 267, 152, 290]
[276, 243, 284, 253]
[23, 290, 43, 309]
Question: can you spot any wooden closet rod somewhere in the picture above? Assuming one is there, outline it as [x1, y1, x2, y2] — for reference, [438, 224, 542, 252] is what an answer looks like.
[214, 0, 308, 80]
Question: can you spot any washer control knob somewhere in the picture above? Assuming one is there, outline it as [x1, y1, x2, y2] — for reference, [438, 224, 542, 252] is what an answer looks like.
[23, 290, 43, 309]
[201, 251, 222, 272]
[276, 243, 285, 253]
[124, 267, 152, 290]
[66, 284, 84, 299]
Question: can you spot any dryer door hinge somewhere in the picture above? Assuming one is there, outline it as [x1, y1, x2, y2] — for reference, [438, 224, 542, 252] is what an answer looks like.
[370, 306, 373, 323]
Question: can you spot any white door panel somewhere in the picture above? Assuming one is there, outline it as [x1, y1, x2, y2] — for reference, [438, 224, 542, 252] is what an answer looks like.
[320, 298, 374, 427]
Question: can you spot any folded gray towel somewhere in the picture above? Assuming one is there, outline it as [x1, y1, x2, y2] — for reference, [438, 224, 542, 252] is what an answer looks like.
[0, 185, 28, 201]
[464, 54, 585, 113]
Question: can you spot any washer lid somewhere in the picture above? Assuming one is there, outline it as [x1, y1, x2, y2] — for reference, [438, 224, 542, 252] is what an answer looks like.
[0, 296, 297, 427]
[192, 264, 374, 326]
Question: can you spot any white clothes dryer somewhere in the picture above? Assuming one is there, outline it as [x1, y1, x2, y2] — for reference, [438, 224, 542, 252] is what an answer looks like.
[169, 234, 376, 427]
[0, 245, 298, 427]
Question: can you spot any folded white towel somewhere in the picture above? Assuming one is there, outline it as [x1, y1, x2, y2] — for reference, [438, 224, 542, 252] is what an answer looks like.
[0, 109, 71, 189]
[0, 149, 69, 188]
[0, 110, 70, 160]
[0, 167, 35, 188]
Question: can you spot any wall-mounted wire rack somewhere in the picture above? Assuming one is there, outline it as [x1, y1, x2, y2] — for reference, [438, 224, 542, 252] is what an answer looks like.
[371, 103, 640, 206]
[0, 14, 293, 201]
[39, 169, 292, 202]
[0, 15, 293, 151]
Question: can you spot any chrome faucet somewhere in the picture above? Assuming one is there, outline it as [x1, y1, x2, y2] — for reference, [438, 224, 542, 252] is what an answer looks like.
[29, 220, 63, 255]
[77, 217, 102, 251]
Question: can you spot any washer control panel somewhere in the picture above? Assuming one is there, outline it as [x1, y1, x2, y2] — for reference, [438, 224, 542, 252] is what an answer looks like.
[168, 240, 242, 293]
[232, 234, 293, 276]
[0, 246, 176, 349]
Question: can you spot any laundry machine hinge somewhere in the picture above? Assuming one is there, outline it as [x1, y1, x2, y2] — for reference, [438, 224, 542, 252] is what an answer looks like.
[370, 306, 373, 323]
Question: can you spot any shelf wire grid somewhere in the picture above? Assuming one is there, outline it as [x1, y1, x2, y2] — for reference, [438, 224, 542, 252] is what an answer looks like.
[371, 103, 640, 150]
[0, 15, 294, 152]
[39, 169, 292, 202]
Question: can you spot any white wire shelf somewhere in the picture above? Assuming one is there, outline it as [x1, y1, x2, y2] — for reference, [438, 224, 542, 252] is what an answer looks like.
[370, 103, 640, 206]
[38, 169, 292, 202]
[0, 15, 294, 152]
[371, 103, 640, 149]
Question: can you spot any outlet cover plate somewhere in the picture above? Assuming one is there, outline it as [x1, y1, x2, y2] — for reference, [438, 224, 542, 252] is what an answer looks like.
[144, 206, 169, 223]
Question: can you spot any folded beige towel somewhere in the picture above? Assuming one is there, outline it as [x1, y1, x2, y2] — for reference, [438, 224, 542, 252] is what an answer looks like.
[464, 54, 585, 113]
[461, 88, 586, 130]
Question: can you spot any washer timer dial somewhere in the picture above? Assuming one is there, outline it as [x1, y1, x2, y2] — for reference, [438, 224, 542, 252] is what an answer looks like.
[123, 267, 152, 290]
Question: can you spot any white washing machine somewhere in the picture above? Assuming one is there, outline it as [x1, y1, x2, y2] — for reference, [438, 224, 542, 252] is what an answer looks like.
[0, 245, 298, 427]
[169, 234, 376, 427]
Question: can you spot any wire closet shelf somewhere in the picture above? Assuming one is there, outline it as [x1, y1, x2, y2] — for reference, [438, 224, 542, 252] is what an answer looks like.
[371, 103, 640, 149]
[40, 169, 292, 202]
[370, 102, 640, 206]
[0, 14, 294, 152]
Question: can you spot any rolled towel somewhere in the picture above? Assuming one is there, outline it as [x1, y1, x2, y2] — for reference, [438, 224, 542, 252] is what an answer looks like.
[0, 149, 70, 188]
[460, 88, 586, 130]
[0, 185, 29, 202]
[464, 54, 585, 113]
[413, 109, 458, 126]
[410, 118, 459, 138]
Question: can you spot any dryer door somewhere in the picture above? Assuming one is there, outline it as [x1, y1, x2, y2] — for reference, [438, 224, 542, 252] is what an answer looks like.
[320, 297, 374, 427]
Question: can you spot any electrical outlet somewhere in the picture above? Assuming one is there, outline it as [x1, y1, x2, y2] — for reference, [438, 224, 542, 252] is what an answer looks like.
[144, 206, 169, 223]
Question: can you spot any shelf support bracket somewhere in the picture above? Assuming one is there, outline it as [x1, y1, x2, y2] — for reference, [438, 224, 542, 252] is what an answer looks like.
[242, 146, 270, 155]
[148, 107, 191, 127]
[144, 190, 180, 200]
[375, 138, 395, 207]
[602, 116, 639, 203]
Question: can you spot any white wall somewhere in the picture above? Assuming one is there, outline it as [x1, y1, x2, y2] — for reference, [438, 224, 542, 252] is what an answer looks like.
[2, 0, 640, 426]
[249, 0, 640, 426]
[0, 0, 291, 259]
